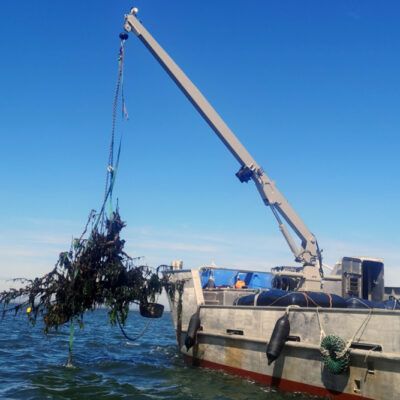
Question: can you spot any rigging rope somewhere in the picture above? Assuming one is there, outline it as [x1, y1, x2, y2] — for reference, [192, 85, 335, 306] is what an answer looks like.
[101, 34, 129, 226]
[102, 33, 153, 343]
[117, 312, 152, 342]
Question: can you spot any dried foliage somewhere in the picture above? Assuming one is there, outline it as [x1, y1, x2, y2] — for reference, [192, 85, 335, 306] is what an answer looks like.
[0, 211, 176, 333]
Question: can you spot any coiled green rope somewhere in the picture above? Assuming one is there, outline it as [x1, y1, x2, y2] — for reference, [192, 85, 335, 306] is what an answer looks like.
[320, 334, 350, 375]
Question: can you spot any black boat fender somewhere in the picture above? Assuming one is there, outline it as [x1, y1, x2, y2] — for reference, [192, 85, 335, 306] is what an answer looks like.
[185, 310, 201, 350]
[266, 312, 290, 365]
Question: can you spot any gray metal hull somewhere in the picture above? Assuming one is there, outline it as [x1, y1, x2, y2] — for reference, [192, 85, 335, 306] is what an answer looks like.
[167, 269, 400, 400]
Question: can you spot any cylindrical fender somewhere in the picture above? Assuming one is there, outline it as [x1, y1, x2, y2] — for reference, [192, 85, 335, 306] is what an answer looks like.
[185, 310, 201, 350]
[266, 313, 290, 365]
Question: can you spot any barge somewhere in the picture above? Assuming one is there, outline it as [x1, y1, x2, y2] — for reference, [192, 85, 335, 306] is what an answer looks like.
[165, 261, 400, 400]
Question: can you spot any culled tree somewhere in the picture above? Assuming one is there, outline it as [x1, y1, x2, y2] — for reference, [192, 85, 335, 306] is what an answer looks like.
[0, 211, 178, 364]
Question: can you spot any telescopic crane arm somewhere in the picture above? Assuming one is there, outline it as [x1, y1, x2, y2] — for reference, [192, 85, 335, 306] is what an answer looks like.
[123, 8, 321, 269]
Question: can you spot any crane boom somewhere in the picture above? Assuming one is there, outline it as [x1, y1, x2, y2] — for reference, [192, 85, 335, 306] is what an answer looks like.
[123, 8, 321, 271]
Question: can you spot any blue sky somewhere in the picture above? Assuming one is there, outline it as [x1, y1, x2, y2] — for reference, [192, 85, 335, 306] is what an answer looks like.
[0, 0, 399, 287]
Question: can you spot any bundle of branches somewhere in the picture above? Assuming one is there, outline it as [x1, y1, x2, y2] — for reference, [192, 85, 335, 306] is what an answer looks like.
[0, 210, 172, 334]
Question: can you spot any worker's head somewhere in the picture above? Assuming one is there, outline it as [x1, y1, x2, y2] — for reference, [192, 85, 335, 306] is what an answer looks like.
[235, 279, 245, 289]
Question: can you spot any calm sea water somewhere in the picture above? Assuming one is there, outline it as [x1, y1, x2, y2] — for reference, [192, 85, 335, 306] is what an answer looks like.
[0, 309, 312, 399]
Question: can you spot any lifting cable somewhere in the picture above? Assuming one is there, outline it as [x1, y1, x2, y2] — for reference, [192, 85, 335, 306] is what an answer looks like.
[102, 33, 153, 343]
[99, 33, 129, 228]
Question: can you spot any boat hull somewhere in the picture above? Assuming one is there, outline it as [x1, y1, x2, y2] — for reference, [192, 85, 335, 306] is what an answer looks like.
[185, 355, 373, 400]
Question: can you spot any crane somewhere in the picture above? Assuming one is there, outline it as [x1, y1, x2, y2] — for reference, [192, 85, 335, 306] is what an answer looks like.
[123, 8, 323, 291]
